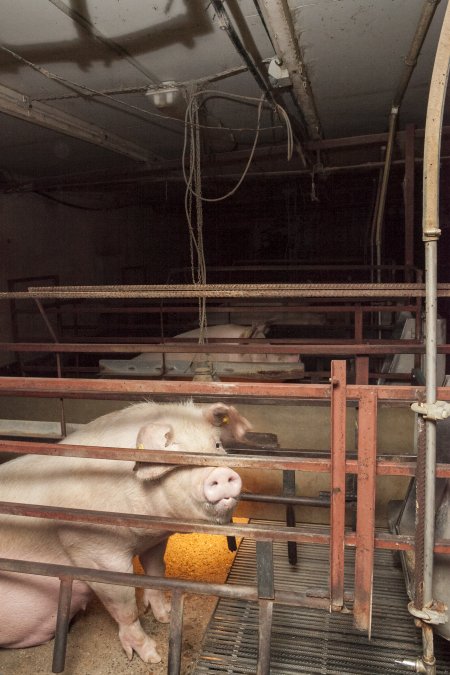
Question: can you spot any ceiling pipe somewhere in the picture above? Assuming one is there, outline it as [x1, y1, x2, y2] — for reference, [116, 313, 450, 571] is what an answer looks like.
[209, 0, 308, 166]
[255, 0, 322, 141]
[372, 0, 442, 274]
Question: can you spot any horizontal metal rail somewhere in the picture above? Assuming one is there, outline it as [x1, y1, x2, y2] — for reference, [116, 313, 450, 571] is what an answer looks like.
[1, 340, 448, 356]
[1, 282, 450, 299]
[1, 439, 450, 478]
[0, 374, 449, 401]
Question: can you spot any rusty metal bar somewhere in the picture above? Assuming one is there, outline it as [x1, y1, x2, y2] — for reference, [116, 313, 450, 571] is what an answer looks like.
[330, 360, 347, 611]
[168, 590, 184, 675]
[256, 541, 275, 599]
[2, 340, 446, 355]
[282, 470, 297, 564]
[353, 389, 378, 634]
[4, 374, 450, 402]
[2, 439, 450, 479]
[3, 282, 450, 300]
[355, 356, 370, 385]
[257, 599, 274, 675]
[52, 576, 73, 673]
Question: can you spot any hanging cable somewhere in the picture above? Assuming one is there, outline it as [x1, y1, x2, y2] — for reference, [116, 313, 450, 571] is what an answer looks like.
[182, 90, 293, 203]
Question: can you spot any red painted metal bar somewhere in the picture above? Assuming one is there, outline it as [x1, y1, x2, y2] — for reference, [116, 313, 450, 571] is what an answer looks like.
[4, 374, 450, 402]
[355, 356, 369, 385]
[353, 389, 378, 634]
[330, 360, 347, 610]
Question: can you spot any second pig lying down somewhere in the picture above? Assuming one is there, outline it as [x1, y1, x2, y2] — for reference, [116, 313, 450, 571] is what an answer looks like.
[0, 400, 252, 664]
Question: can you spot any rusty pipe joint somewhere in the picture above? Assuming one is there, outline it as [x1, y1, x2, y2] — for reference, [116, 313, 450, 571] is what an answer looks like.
[408, 600, 448, 625]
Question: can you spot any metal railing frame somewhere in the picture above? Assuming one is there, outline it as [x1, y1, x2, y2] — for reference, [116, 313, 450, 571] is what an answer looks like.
[0, 368, 450, 673]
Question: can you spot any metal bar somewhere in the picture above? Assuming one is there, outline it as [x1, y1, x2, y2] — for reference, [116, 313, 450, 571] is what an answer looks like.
[421, 3, 450, 632]
[257, 599, 274, 675]
[355, 356, 370, 385]
[404, 123, 416, 279]
[256, 541, 275, 599]
[3, 341, 448, 356]
[330, 360, 347, 611]
[4, 438, 450, 477]
[282, 470, 297, 564]
[168, 590, 184, 675]
[52, 576, 73, 673]
[353, 389, 378, 634]
[415, 415, 427, 610]
[34, 298, 67, 438]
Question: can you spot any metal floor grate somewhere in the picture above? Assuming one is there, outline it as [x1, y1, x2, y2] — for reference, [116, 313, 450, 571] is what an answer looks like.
[193, 524, 450, 674]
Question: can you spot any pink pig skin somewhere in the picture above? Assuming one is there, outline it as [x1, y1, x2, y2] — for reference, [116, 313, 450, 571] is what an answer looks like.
[0, 400, 250, 663]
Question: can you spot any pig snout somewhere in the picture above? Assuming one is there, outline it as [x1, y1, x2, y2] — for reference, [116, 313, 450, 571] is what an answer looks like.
[203, 467, 242, 507]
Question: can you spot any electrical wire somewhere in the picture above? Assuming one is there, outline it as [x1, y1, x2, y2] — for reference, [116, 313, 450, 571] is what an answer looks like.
[0, 44, 286, 135]
[182, 90, 293, 203]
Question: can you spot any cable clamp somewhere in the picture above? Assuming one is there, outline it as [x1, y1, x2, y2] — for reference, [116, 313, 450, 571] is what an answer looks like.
[408, 600, 448, 625]
[411, 400, 450, 420]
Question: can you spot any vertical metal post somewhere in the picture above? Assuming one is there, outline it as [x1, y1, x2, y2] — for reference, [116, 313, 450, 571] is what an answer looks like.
[256, 540, 274, 675]
[168, 590, 184, 675]
[283, 470, 297, 564]
[52, 576, 73, 673]
[404, 123, 416, 282]
[34, 298, 67, 438]
[355, 356, 369, 385]
[353, 389, 377, 635]
[330, 360, 347, 611]
[421, 10, 450, 665]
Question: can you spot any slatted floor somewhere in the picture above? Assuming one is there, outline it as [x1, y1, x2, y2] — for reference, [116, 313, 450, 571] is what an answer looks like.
[194, 524, 450, 674]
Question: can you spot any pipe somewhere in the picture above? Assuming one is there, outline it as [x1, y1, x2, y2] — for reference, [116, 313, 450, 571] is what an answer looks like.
[255, 0, 322, 140]
[210, 0, 272, 100]
[210, 0, 308, 166]
[393, 1, 442, 108]
[422, 0, 450, 617]
[373, 0, 441, 275]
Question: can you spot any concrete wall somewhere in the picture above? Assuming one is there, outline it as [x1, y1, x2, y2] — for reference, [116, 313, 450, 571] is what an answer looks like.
[0, 192, 171, 367]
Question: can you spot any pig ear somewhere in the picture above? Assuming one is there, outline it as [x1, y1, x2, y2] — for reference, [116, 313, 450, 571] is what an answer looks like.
[133, 463, 175, 481]
[203, 403, 252, 441]
[133, 423, 176, 482]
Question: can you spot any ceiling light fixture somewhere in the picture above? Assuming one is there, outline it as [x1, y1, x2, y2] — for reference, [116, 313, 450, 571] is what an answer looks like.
[145, 81, 181, 109]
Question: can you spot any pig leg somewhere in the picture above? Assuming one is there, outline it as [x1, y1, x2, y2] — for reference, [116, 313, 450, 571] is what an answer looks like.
[59, 534, 161, 663]
[140, 540, 171, 623]
[89, 578, 161, 663]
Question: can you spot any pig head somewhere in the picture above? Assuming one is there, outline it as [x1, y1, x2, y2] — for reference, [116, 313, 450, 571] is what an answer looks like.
[0, 400, 251, 664]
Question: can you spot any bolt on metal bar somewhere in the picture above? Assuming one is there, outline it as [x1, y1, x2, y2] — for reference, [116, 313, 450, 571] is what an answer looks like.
[52, 576, 73, 673]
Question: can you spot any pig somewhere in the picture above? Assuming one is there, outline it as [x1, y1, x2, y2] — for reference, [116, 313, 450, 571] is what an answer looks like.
[130, 323, 300, 366]
[0, 400, 251, 663]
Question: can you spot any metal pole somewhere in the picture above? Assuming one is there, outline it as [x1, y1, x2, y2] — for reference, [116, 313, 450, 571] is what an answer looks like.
[422, 0, 450, 609]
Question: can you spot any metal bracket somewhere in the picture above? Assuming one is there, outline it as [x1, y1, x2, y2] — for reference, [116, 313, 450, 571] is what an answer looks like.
[408, 600, 448, 625]
[411, 400, 450, 420]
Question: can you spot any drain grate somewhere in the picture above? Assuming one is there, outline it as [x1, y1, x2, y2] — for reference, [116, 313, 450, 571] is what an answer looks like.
[194, 527, 450, 674]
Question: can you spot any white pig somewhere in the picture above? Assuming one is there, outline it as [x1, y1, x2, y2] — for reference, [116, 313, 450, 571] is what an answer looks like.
[0, 400, 251, 663]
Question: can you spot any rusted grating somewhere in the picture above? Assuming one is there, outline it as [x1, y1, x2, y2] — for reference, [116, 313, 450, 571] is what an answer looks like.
[193, 527, 450, 674]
